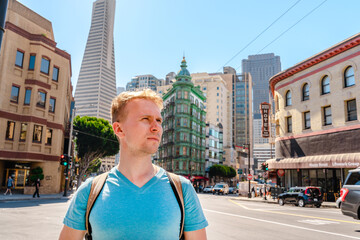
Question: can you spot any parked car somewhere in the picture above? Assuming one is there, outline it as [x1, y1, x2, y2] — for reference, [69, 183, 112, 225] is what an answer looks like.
[203, 185, 213, 193]
[229, 187, 236, 194]
[212, 183, 229, 195]
[336, 196, 342, 208]
[278, 186, 322, 207]
[340, 168, 360, 220]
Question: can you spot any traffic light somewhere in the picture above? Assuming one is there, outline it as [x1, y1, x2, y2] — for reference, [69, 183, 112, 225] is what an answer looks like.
[238, 169, 243, 174]
[60, 154, 67, 166]
[265, 163, 269, 171]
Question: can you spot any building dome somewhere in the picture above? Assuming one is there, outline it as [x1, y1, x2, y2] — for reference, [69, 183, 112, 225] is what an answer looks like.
[176, 57, 190, 77]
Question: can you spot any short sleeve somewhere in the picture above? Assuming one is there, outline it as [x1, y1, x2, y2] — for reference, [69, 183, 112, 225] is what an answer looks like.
[63, 178, 93, 230]
[180, 178, 209, 232]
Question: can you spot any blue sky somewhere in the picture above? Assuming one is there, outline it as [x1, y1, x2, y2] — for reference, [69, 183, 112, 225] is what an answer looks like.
[17, 0, 360, 91]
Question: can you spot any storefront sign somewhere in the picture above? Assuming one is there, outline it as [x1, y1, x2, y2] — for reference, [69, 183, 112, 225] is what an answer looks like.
[260, 102, 271, 138]
[332, 162, 360, 167]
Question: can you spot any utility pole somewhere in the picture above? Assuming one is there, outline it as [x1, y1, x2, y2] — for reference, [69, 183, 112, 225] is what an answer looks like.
[64, 107, 75, 196]
[244, 143, 251, 198]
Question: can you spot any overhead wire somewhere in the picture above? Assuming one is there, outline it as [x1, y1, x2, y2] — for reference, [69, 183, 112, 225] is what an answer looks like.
[217, 0, 302, 72]
[255, 0, 328, 55]
[73, 129, 118, 143]
[235, 0, 328, 71]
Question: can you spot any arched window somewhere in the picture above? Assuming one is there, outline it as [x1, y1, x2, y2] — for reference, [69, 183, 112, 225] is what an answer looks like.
[285, 90, 292, 106]
[302, 83, 309, 101]
[344, 66, 355, 87]
[321, 75, 330, 94]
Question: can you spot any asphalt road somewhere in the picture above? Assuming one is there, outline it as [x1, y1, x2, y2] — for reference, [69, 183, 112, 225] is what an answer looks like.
[200, 193, 360, 240]
[0, 194, 359, 240]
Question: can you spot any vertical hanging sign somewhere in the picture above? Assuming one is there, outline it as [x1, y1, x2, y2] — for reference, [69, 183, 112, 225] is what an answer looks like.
[260, 102, 271, 138]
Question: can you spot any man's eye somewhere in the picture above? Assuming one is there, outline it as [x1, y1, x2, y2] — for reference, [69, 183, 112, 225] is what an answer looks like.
[157, 119, 162, 123]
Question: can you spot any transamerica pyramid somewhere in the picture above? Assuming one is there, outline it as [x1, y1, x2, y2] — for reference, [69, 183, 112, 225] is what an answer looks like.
[74, 0, 116, 122]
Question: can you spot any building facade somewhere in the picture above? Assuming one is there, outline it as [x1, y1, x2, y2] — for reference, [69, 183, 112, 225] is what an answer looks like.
[205, 123, 223, 179]
[158, 58, 207, 181]
[221, 68, 253, 177]
[74, 0, 116, 122]
[126, 74, 162, 92]
[190, 72, 235, 169]
[268, 33, 360, 201]
[0, 0, 72, 193]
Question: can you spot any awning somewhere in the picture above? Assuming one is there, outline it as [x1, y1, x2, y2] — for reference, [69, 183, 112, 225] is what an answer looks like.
[267, 153, 360, 169]
[183, 175, 209, 181]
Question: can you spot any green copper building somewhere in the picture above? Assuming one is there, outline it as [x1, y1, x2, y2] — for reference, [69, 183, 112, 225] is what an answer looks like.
[158, 58, 207, 178]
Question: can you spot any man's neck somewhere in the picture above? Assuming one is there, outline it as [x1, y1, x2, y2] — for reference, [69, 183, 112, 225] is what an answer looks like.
[117, 151, 157, 188]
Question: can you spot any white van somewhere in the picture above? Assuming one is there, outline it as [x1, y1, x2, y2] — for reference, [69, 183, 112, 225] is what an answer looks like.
[212, 183, 229, 195]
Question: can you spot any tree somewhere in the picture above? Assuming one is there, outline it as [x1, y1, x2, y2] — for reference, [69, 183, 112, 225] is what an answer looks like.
[226, 166, 237, 178]
[74, 116, 119, 188]
[209, 164, 227, 182]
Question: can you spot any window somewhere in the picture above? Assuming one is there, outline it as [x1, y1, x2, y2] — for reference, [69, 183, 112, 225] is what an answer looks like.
[184, 91, 188, 99]
[24, 89, 31, 105]
[10, 85, 20, 103]
[45, 129, 53, 145]
[323, 106, 332, 125]
[302, 83, 309, 101]
[15, 50, 24, 67]
[286, 116, 292, 133]
[275, 96, 279, 111]
[49, 98, 56, 113]
[5, 121, 15, 140]
[40, 57, 50, 74]
[28, 54, 36, 70]
[321, 76, 330, 94]
[32, 125, 43, 143]
[36, 91, 46, 108]
[285, 90, 292, 106]
[20, 123, 27, 141]
[304, 111, 311, 129]
[344, 66, 355, 87]
[177, 91, 182, 99]
[347, 99, 357, 121]
[52, 66, 59, 81]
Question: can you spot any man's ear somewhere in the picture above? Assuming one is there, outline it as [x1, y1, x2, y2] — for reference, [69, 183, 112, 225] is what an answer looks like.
[112, 121, 125, 137]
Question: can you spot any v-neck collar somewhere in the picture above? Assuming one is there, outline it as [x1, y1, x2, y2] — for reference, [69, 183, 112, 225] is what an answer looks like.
[113, 167, 163, 193]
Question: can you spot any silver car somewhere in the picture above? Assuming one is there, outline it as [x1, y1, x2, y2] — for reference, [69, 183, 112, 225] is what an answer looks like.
[341, 168, 360, 219]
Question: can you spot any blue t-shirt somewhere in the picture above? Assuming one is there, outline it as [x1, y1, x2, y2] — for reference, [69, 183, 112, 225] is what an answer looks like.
[7, 178, 13, 187]
[63, 167, 208, 240]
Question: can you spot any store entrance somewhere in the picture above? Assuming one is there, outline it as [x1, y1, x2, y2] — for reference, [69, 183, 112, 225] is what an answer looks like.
[4, 169, 30, 189]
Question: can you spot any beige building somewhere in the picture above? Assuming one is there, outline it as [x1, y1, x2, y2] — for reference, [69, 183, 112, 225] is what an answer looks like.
[269, 32, 360, 201]
[0, 0, 72, 194]
[191, 72, 237, 172]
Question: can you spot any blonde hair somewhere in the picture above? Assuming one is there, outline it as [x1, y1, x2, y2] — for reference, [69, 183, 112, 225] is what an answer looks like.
[111, 89, 163, 123]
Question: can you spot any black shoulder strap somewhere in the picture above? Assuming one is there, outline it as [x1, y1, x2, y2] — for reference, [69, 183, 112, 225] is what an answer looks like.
[85, 172, 109, 240]
[166, 171, 185, 240]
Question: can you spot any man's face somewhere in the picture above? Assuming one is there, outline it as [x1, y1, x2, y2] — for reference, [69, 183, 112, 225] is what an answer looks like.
[113, 99, 163, 156]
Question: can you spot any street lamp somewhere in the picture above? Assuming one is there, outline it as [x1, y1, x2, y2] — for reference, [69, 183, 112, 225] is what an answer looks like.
[243, 143, 251, 198]
[64, 104, 94, 196]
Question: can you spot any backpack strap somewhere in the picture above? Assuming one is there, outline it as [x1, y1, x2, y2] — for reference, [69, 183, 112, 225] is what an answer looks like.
[166, 171, 185, 240]
[85, 172, 109, 240]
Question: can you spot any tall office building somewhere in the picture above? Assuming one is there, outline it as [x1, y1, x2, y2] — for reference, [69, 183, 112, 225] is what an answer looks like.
[242, 53, 281, 119]
[74, 0, 116, 122]
[221, 67, 253, 178]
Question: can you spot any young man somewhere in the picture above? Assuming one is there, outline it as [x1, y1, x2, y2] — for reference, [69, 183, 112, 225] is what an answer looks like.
[59, 89, 208, 240]
[4, 176, 14, 195]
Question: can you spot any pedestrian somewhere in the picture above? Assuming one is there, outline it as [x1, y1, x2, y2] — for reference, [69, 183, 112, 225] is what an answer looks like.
[33, 178, 40, 198]
[4, 176, 14, 195]
[260, 188, 263, 197]
[59, 89, 208, 240]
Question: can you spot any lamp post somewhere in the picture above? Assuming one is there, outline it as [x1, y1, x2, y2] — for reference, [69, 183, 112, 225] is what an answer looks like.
[64, 104, 94, 196]
[243, 143, 251, 198]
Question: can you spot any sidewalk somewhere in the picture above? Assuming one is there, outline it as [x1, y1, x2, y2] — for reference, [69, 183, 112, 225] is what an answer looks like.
[0, 191, 74, 202]
[231, 195, 337, 208]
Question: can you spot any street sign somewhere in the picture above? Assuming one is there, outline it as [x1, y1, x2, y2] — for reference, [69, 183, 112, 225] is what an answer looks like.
[247, 174, 253, 180]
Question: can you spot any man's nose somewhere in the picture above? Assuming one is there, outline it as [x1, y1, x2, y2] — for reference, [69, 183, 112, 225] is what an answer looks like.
[150, 121, 162, 132]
